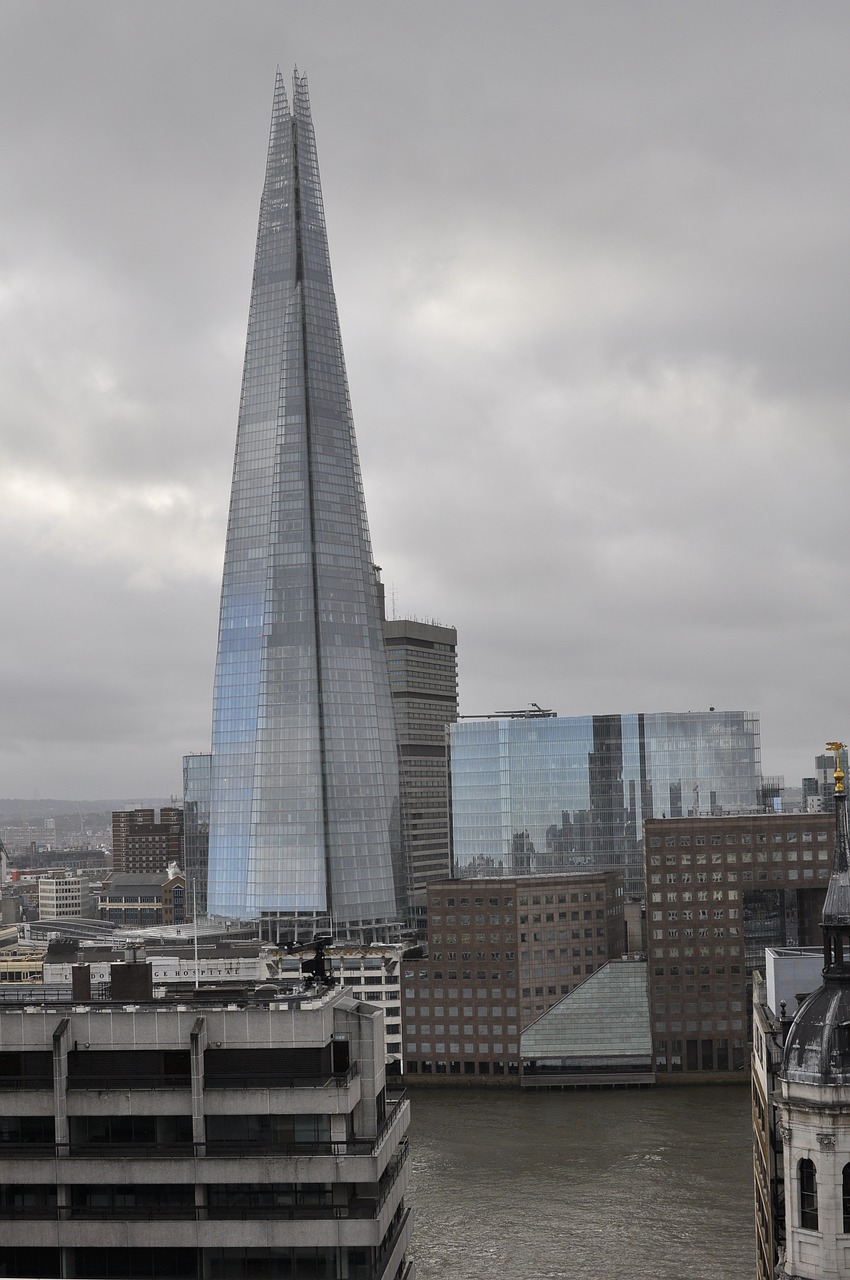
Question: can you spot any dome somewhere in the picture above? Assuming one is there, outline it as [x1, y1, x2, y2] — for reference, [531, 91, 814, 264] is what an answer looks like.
[782, 979, 850, 1086]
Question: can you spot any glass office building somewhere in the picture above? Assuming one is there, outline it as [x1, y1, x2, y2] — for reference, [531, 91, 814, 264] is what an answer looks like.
[207, 72, 402, 939]
[183, 753, 211, 916]
[450, 711, 762, 896]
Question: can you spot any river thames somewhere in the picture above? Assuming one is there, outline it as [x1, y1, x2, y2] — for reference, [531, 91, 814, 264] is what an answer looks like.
[406, 1084, 753, 1280]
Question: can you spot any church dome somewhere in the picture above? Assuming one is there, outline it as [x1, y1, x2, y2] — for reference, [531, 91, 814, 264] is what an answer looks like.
[782, 980, 850, 1086]
[782, 745, 850, 1087]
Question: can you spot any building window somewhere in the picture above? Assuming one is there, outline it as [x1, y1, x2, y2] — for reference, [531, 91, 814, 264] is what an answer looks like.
[843, 1163, 850, 1234]
[799, 1158, 818, 1230]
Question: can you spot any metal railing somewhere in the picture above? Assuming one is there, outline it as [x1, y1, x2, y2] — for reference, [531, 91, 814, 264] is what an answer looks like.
[373, 1091, 407, 1152]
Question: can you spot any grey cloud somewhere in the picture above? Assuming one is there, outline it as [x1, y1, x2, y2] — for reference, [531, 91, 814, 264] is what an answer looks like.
[0, 0, 848, 796]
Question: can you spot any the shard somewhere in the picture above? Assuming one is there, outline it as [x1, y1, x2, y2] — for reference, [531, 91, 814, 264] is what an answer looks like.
[207, 71, 403, 941]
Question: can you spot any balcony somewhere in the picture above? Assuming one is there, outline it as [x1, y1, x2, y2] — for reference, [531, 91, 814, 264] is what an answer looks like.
[203, 1062, 358, 1090]
[67, 1073, 190, 1090]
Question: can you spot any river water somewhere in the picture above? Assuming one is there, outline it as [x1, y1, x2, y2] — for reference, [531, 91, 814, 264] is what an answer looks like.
[406, 1084, 754, 1280]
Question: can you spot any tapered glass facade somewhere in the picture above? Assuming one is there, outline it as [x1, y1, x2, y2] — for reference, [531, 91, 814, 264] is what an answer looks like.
[208, 72, 402, 936]
[450, 711, 761, 896]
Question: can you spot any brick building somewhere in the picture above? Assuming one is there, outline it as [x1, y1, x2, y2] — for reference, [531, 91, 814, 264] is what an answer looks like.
[112, 807, 183, 876]
[403, 871, 625, 1077]
[97, 870, 186, 928]
[647, 813, 832, 1076]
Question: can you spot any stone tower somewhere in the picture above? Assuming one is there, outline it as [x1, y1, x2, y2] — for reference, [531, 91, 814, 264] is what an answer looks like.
[777, 742, 850, 1279]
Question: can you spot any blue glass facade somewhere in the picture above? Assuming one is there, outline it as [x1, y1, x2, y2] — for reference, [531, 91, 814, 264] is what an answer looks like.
[450, 711, 762, 896]
[208, 73, 401, 935]
[183, 753, 211, 915]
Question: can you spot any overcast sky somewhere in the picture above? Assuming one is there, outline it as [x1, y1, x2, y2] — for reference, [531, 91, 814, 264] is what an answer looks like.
[1, 1, 848, 800]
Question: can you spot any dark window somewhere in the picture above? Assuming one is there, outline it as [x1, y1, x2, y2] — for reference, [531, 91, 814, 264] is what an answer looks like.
[70, 1184, 193, 1215]
[204, 1046, 330, 1085]
[0, 1116, 55, 1146]
[69, 1115, 192, 1152]
[205, 1115, 330, 1148]
[68, 1049, 190, 1089]
[800, 1158, 818, 1230]
[0, 1184, 57, 1216]
[72, 1249, 196, 1279]
[0, 1052, 52, 1089]
[843, 1163, 850, 1234]
[0, 1247, 61, 1276]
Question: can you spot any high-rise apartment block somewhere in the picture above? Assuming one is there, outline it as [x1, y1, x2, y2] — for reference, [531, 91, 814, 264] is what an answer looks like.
[207, 71, 402, 942]
[450, 710, 762, 897]
[111, 807, 183, 876]
[0, 974, 412, 1279]
[646, 812, 832, 1076]
[383, 619, 457, 898]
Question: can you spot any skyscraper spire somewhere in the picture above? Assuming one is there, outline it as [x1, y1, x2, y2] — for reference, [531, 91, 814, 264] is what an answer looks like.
[207, 71, 403, 942]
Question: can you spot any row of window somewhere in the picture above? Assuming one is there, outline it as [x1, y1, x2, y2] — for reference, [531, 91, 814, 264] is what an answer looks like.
[407, 1060, 519, 1075]
[649, 830, 828, 848]
[0, 1115, 336, 1148]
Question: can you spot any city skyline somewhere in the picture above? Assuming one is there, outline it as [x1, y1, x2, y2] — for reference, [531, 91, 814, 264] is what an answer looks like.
[1, 4, 850, 797]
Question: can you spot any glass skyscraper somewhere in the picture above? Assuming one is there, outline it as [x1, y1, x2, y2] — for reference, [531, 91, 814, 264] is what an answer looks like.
[207, 71, 402, 940]
[449, 711, 762, 896]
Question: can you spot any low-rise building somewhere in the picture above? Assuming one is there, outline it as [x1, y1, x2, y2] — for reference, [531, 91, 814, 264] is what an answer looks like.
[520, 957, 653, 1087]
[97, 868, 186, 928]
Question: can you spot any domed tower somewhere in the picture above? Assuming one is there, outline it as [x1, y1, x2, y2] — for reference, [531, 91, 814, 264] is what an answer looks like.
[777, 743, 850, 1279]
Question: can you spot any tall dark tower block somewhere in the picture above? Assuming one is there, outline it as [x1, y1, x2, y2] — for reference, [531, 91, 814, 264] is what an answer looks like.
[208, 71, 402, 942]
[383, 619, 457, 901]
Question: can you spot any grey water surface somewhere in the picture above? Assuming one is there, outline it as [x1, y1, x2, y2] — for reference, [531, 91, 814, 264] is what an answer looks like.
[406, 1084, 753, 1280]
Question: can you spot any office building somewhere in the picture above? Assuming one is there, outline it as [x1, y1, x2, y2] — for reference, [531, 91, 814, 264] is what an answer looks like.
[112, 807, 183, 876]
[207, 70, 402, 942]
[183, 753, 211, 915]
[802, 745, 848, 815]
[402, 870, 624, 1078]
[520, 957, 653, 1087]
[37, 873, 90, 921]
[0, 967, 413, 1280]
[383, 619, 457, 902]
[647, 812, 833, 1077]
[450, 710, 762, 897]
